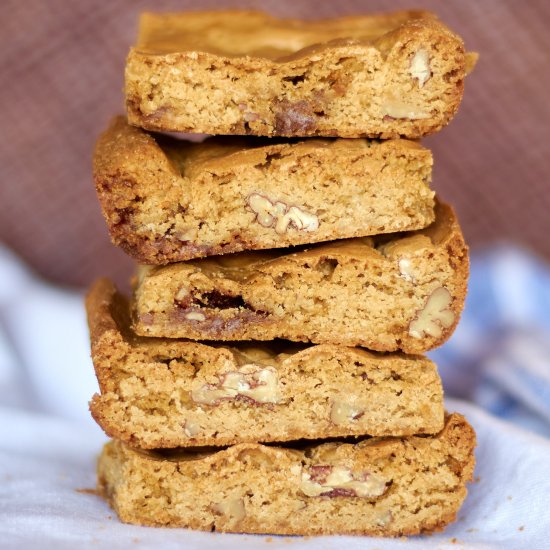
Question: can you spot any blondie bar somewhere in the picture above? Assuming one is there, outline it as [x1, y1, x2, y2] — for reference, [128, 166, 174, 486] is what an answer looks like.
[94, 117, 434, 264]
[126, 10, 476, 138]
[97, 414, 475, 535]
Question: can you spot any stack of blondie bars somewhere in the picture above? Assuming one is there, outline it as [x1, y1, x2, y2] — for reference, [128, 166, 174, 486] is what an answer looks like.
[87, 10, 477, 536]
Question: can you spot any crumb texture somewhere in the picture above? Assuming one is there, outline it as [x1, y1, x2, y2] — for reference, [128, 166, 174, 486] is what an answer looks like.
[125, 10, 473, 138]
[93, 117, 434, 264]
[97, 413, 476, 536]
[131, 201, 468, 353]
[87, 279, 445, 448]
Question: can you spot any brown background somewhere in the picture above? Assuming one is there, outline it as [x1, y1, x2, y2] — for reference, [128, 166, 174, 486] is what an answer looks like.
[1, 0, 549, 288]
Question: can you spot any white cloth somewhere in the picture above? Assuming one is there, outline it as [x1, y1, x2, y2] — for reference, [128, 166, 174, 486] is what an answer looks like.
[1, 244, 549, 549]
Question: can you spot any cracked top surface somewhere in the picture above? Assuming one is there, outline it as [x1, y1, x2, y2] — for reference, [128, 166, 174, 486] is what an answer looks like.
[135, 10, 451, 59]
[116, 412, 472, 463]
[98, 116, 425, 180]
[164, 135, 421, 179]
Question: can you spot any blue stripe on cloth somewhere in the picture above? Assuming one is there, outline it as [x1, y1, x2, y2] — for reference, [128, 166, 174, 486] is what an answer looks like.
[431, 245, 550, 437]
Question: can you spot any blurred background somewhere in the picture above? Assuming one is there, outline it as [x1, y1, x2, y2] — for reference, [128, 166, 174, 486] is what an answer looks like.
[1, 0, 549, 288]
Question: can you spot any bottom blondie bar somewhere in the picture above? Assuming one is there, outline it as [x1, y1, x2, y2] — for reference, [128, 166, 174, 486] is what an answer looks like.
[98, 413, 475, 536]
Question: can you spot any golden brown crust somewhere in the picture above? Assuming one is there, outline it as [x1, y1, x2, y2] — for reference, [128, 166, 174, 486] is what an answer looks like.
[93, 116, 434, 264]
[135, 10, 435, 57]
[131, 200, 469, 353]
[87, 279, 445, 448]
[125, 10, 473, 138]
[97, 413, 476, 536]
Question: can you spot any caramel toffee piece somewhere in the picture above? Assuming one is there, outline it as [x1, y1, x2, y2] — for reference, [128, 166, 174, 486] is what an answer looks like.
[97, 414, 476, 536]
[93, 117, 435, 264]
[126, 10, 476, 138]
[131, 201, 468, 353]
[87, 279, 444, 448]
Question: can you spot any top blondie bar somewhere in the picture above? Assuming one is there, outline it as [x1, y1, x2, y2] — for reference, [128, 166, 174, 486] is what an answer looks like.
[126, 10, 476, 138]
